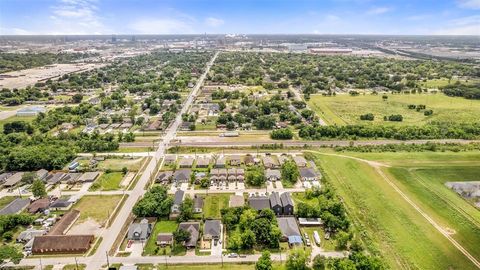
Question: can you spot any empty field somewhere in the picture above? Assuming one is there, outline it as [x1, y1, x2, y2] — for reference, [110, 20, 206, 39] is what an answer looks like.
[203, 193, 230, 219]
[89, 172, 125, 191]
[73, 195, 123, 224]
[314, 151, 479, 269]
[308, 93, 480, 125]
[97, 158, 145, 172]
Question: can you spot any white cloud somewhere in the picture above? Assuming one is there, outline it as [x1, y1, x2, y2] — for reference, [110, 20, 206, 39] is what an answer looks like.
[433, 15, 480, 35]
[366, 7, 392, 15]
[0, 27, 33, 35]
[129, 18, 194, 34]
[48, 0, 108, 34]
[457, 0, 480, 9]
[205, 17, 224, 27]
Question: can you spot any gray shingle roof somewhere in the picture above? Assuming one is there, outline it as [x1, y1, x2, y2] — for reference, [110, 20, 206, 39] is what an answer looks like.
[248, 196, 270, 211]
[277, 217, 301, 238]
[269, 192, 282, 207]
[204, 220, 221, 238]
[178, 222, 200, 247]
[0, 198, 29, 215]
[174, 190, 185, 205]
[280, 192, 294, 207]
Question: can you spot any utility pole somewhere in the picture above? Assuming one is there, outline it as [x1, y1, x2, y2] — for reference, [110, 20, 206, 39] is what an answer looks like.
[105, 251, 110, 268]
[39, 258, 43, 270]
[74, 257, 79, 270]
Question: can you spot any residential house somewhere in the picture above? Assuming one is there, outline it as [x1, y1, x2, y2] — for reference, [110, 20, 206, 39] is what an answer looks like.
[156, 233, 173, 247]
[62, 173, 82, 184]
[244, 155, 254, 166]
[203, 220, 221, 243]
[171, 190, 185, 214]
[45, 172, 66, 184]
[0, 198, 29, 215]
[229, 195, 245, 208]
[32, 235, 94, 254]
[3, 172, 24, 187]
[196, 157, 210, 168]
[248, 196, 270, 212]
[17, 229, 46, 243]
[280, 192, 294, 216]
[164, 155, 176, 166]
[293, 156, 307, 167]
[178, 222, 200, 248]
[36, 169, 49, 181]
[156, 171, 173, 184]
[193, 196, 204, 213]
[48, 210, 80, 235]
[277, 217, 302, 246]
[269, 192, 283, 215]
[278, 155, 290, 166]
[265, 169, 281, 182]
[229, 155, 242, 166]
[215, 156, 226, 168]
[178, 157, 194, 168]
[128, 218, 153, 241]
[263, 156, 279, 169]
[78, 172, 100, 183]
[0, 172, 13, 184]
[49, 198, 73, 211]
[299, 168, 318, 181]
[27, 198, 50, 214]
[173, 169, 191, 184]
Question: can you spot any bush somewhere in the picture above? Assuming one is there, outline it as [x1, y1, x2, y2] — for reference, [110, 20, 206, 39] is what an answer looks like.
[359, 113, 374, 121]
[270, 128, 293, 140]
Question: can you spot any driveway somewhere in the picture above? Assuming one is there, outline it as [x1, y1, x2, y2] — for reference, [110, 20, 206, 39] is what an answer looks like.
[211, 224, 223, 256]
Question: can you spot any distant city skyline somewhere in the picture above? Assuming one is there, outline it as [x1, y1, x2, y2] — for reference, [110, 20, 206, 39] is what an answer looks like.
[0, 0, 479, 35]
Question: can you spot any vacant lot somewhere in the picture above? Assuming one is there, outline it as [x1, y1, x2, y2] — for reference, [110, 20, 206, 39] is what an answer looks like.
[97, 158, 145, 172]
[73, 195, 123, 225]
[89, 172, 125, 191]
[203, 193, 230, 219]
[314, 151, 478, 269]
[308, 93, 480, 125]
[137, 263, 287, 270]
[144, 220, 178, 256]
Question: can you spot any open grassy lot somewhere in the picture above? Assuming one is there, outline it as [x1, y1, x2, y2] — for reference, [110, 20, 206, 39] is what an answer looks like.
[203, 193, 231, 219]
[73, 195, 123, 224]
[308, 93, 480, 126]
[89, 172, 125, 191]
[0, 196, 16, 209]
[0, 115, 35, 132]
[313, 151, 479, 269]
[115, 147, 153, 153]
[144, 220, 178, 256]
[97, 157, 145, 172]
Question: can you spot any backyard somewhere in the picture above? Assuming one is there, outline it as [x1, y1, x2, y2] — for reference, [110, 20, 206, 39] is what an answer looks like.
[143, 220, 179, 256]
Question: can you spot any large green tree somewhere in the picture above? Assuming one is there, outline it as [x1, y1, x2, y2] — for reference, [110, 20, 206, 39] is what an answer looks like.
[256, 251, 273, 270]
[31, 179, 47, 198]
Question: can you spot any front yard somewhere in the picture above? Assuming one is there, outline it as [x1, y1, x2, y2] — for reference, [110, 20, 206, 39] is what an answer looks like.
[143, 220, 182, 256]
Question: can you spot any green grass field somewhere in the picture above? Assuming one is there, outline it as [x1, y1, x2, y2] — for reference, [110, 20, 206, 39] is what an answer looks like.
[0, 196, 16, 209]
[89, 172, 125, 191]
[143, 220, 178, 256]
[97, 158, 145, 172]
[203, 193, 231, 219]
[136, 263, 287, 270]
[312, 150, 480, 269]
[308, 93, 480, 125]
[73, 195, 123, 224]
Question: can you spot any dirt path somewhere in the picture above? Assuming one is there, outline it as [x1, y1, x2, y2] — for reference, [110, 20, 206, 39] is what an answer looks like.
[309, 151, 480, 269]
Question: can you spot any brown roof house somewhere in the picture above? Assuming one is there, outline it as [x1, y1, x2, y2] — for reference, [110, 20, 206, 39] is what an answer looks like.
[178, 222, 200, 248]
[27, 198, 50, 214]
[48, 210, 80, 235]
[32, 235, 94, 255]
[156, 233, 173, 247]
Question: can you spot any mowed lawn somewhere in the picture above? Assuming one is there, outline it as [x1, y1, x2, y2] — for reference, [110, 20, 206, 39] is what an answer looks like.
[314, 152, 478, 269]
[144, 220, 178, 256]
[97, 158, 145, 172]
[203, 193, 230, 219]
[73, 195, 123, 224]
[0, 196, 16, 209]
[137, 263, 287, 270]
[308, 93, 480, 126]
[89, 172, 125, 191]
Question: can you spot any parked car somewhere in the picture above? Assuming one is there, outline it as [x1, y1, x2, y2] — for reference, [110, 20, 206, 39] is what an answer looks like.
[228, 253, 239, 258]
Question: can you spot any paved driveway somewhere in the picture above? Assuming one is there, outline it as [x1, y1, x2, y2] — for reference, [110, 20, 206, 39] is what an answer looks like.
[210, 225, 224, 256]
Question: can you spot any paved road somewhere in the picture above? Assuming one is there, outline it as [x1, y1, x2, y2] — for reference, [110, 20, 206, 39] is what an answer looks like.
[289, 85, 327, 126]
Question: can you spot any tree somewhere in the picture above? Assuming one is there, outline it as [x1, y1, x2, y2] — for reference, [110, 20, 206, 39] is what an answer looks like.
[312, 255, 327, 270]
[21, 172, 36, 184]
[132, 186, 173, 217]
[122, 167, 128, 175]
[246, 166, 266, 187]
[178, 195, 194, 222]
[0, 245, 23, 265]
[31, 179, 47, 198]
[281, 161, 299, 185]
[256, 251, 273, 270]
[286, 249, 309, 270]
[270, 128, 293, 140]
[173, 228, 191, 244]
[241, 229, 256, 249]
[72, 93, 83, 103]
[335, 231, 352, 250]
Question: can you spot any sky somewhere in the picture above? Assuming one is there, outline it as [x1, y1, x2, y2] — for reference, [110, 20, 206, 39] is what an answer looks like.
[0, 0, 479, 35]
